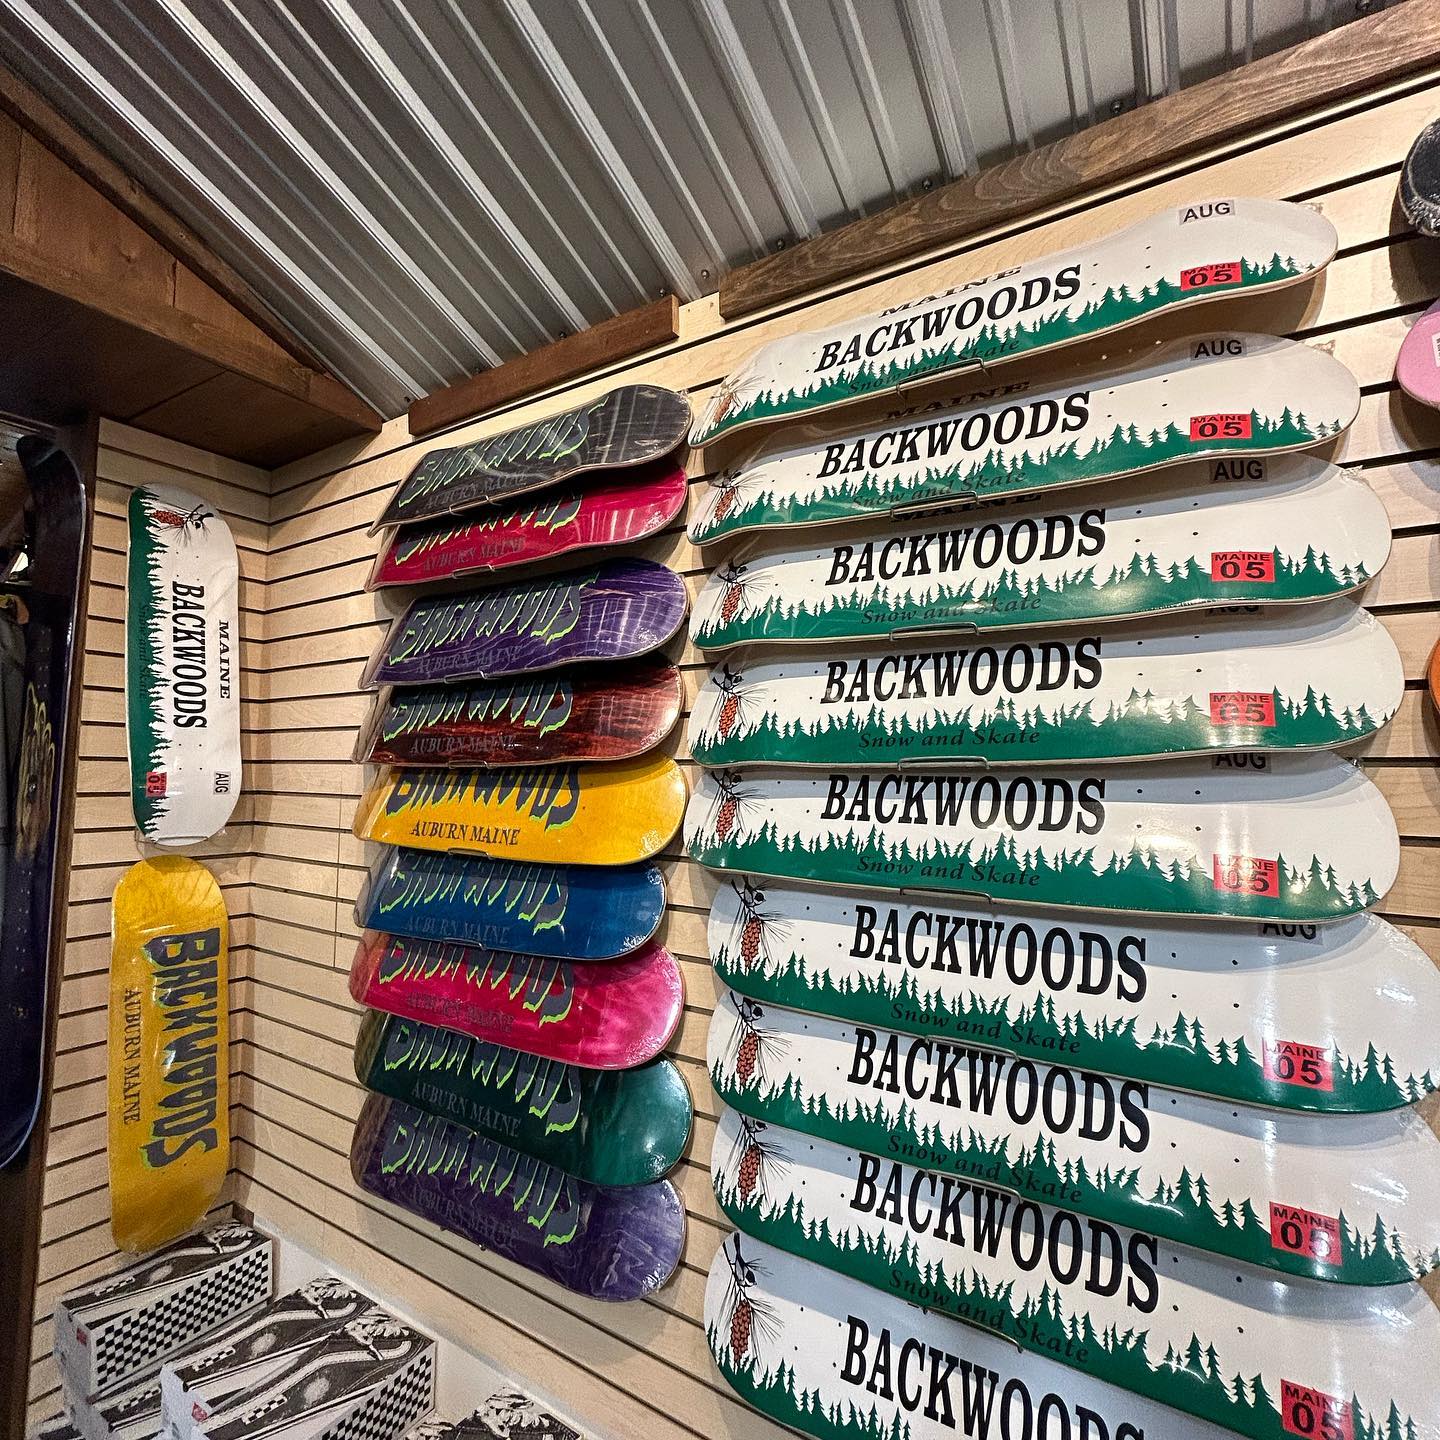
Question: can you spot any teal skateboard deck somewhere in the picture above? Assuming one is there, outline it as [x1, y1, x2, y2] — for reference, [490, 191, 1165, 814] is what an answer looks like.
[685, 753, 1398, 923]
[690, 455, 1390, 651]
[708, 990, 1440, 1283]
[711, 1113, 1440, 1440]
[354, 1012, 691, 1186]
[690, 602, 1402, 768]
[689, 332, 1358, 544]
[693, 197, 1336, 448]
[709, 879, 1440, 1112]
[706, 1232, 1236, 1440]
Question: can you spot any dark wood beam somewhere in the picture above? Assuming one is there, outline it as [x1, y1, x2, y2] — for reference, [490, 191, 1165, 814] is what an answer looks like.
[409, 295, 680, 437]
[719, 0, 1440, 319]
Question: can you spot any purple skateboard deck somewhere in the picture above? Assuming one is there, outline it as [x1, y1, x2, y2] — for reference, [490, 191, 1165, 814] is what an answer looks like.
[1397, 299, 1440, 407]
[351, 1093, 685, 1299]
[360, 559, 688, 690]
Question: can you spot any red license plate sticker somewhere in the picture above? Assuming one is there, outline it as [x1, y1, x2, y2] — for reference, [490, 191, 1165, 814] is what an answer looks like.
[1269, 1202, 1342, 1265]
[1280, 1380, 1353, 1440]
[1208, 691, 1276, 726]
[1212, 853, 1280, 897]
[1180, 260, 1242, 290]
[1190, 411, 1253, 441]
[1209, 549, 1275, 583]
[1262, 1040, 1335, 1091]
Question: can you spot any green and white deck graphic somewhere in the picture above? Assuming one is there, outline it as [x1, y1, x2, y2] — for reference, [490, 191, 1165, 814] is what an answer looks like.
[706, 1232, 1238, 1440]
[688, 332, 1357, 545]
[125, 484, 241, 846]
[691, 197, 1337, 449]
[711, 1114, 1440, 1440]
[684, 754, 1398, 922]
[690, 603, 1401, 768]
[707, 992, 1440, 1283]
[710, 880, 1440, 1112]
[690, 455, 1389, 650]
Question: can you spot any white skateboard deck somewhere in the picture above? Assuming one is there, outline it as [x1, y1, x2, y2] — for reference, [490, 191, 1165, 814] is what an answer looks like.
[126, 484, 241, 846]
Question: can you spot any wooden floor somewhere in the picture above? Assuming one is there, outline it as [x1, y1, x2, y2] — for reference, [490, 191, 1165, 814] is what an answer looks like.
[27, 66, 1440, 1439]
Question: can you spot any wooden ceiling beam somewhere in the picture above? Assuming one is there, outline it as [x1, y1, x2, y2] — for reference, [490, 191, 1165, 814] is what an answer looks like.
[718, 0, 1440, 319]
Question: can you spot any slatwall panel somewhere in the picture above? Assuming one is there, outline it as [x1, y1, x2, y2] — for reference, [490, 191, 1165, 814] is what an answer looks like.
[33, 67, 1440, 1440]
[23, 424, 268, 1427]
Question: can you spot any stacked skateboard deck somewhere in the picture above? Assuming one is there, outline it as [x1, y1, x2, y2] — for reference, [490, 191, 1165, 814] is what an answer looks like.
[347, 382, 695, 1300]
[684, 197, 1440, 1440]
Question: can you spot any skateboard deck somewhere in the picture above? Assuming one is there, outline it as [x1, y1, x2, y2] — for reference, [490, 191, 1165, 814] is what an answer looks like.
[1397, 298, 1440, 407]
[126, 484, 241, 846]
[692, 197, 1336, 449]
[1401, 116, 1440, 236]
[355, 1011, 691, 1185]
[710, 879, 1440, 1112]
[706, 1233, 1234, 1440]
[690, 457, 1389, 652]
[368, 459, 688, 588]
[348, 931, 683, 1069]
[373, 384, 691, 533]
[712, 1114, 1440, 1440]
[690, 333, 1357, 546]
[684, 753, 1398, 923]
[361, 558, 688, 689]
[351, 1093, 685, 1299]
[709, 990, 1440, 1282]
[690, 602, 1402, 768]
[356, 660, 683, 769]
[108, 856, 228, 1253]
[0, 437, 88, 1169]
[352, 754, 686, 865]
[356, 847, 665, 959]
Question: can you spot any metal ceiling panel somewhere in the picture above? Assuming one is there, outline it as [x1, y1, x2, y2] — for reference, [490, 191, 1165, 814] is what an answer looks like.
[0, 0, 1364, 417]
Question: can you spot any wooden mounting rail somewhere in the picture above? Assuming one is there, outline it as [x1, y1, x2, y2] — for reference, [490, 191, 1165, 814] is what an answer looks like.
[409, 294, 680, 437]
[719, 0, 1440, 319]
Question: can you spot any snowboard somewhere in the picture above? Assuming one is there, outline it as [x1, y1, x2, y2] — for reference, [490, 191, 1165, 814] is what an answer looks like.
[709, 878, 1440, 1112]
[1401, 116, 1440, 236]
[684, 753, 1398, 923]
[355, 660, 683, 769]
[350, 1093, 685, 1299]
[690, 602, 1403, 768]
[0, 437, 88, 1169]
[126, 483, 241, 846]
[368, 459, 688, 588]
[348, 930, 683, 1069]
[692, 197, 1336, 449]
[1396, 298, 1440, 407]
[372, 384, 691, 533]
[690, 333, 1359, 547]
[361, 558, 688, 690]
[690, 457, 1389, 652]
[108, 856, 228, 1253]
[709, 990, 1440, 1283]
[351, 754, 686, 865]
[706, 1233, 1234, 1440]
[354, 1011, 692, 1185]
[356, 847, 665, 960]
[712, 1115, 1440, 1440]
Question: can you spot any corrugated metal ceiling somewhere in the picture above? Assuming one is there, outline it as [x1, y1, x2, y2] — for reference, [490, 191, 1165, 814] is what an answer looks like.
[0, 0, 1368, 417]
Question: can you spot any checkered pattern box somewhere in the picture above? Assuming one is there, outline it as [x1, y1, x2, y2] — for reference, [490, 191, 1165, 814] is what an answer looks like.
[27, 1413, 82, 1440]
[193, 1309, 435, 1440]
[446, 1393, 586, 1440]
[55, 1225, 273, 1399]
[399, 1425, 453, 1440]
[76, 1366, 165, 1440]
[161, 1276, 373, 1439]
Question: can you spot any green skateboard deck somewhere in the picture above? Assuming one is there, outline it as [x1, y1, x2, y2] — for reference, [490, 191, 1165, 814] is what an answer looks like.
[693, 197, 1336, 448]
[709, 879, 1440, 1112]
[685, 753, 1398, 923]
[689, 455, 1390, 651]
[689, 332, 1358, 545]
[708, 989, 1440, 1283]
[690, 602, 1402, 768]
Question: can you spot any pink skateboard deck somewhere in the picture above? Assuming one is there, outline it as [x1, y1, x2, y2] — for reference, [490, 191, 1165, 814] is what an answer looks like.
[349, 930, 684, 1070]
[367, 459, 689, 589]
[1397, 300, 1440, 408]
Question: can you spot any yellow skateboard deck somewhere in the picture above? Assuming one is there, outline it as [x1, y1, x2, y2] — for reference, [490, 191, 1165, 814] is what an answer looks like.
[109, 857, 229, 1253]
[352, 754, 687, 865]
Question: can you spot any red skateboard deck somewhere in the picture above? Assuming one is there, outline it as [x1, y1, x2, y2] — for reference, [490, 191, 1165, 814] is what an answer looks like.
[354, 660, 683, 769]
[1397, 300, 1440, 408]
[349, 931, 684, 1069]
[368, 459, 688, 589]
